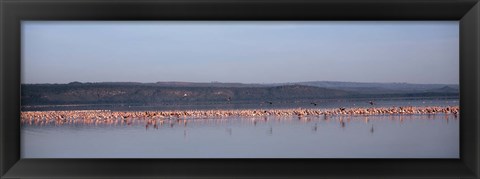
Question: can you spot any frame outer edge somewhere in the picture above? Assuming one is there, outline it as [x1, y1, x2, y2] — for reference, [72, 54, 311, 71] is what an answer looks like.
[461, 1, 480, 177]
[473, 2, 480, 177]
[1, 2, 21, 178]
[472, 1, 479, 174]
[473, 2, 479, 177]
[0, 0, 4, 177]
[1, 0, 479, 178]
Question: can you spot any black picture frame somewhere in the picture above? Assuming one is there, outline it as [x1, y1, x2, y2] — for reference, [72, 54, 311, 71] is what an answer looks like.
[1, 0, 479, 178]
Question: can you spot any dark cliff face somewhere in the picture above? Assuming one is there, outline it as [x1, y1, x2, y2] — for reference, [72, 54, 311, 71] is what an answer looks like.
[20, 84, 354, 105]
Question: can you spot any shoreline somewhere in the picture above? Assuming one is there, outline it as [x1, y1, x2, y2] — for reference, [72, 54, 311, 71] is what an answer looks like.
[21, 106, 459, 124]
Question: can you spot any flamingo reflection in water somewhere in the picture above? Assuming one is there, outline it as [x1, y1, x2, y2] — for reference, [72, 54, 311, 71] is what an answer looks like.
[21, 106, 459, 129]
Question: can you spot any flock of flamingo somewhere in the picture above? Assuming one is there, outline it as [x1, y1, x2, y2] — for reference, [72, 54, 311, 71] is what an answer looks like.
[20, 106, 459, 127]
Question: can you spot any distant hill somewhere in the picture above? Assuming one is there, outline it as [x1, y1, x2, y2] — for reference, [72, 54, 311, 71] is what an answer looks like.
[154, 81, 267, 88]
[21, 81, 459, 106]
[53, 80, 459, 92]
[21, 84, 352, 105]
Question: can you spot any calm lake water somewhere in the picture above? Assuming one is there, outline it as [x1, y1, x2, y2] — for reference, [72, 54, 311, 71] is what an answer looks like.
[21, 99, 459, 158]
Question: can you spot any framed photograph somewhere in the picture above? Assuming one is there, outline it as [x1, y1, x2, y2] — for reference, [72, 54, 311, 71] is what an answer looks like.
[1, 0, 479, 178]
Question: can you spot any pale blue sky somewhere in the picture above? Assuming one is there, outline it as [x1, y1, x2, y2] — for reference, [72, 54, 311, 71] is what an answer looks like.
[21, 21, 459, 84]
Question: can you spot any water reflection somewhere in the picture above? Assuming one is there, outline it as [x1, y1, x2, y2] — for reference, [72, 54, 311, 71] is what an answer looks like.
[21, 106, 459, 129]
[267, 127, 273, 135]
[22, 113, 458, 135]
[21, 113, 459, 158]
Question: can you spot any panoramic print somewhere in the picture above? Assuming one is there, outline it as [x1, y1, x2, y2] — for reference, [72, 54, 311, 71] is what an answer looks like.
[21, 21, 459, 158]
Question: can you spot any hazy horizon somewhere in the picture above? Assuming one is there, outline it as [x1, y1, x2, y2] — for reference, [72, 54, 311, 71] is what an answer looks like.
[21, 80, 459, 85]
[22, 21, 459, 84]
